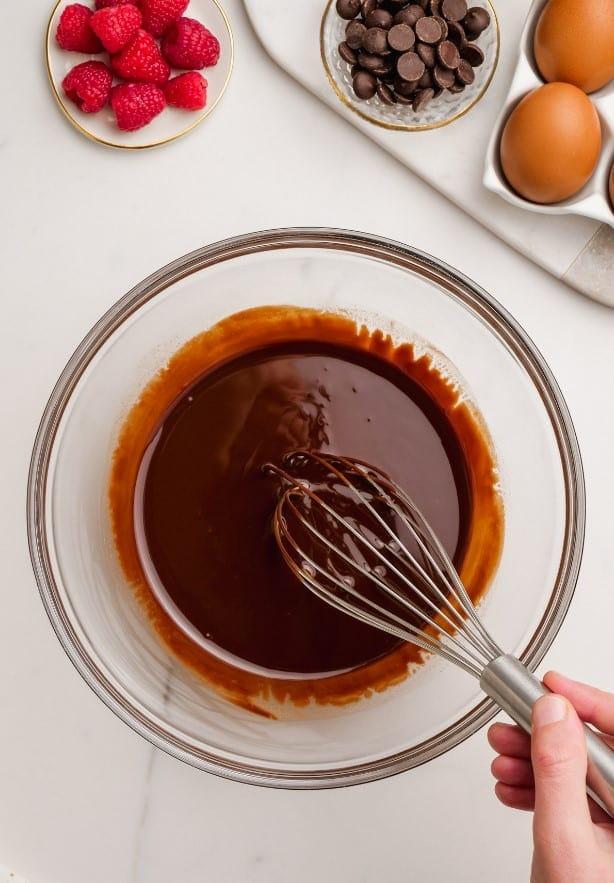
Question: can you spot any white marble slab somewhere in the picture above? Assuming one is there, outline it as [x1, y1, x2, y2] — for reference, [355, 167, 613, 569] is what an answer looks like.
[243, 0, 614, 305]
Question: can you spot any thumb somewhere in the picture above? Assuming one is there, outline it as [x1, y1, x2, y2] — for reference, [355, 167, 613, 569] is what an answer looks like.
[531, 694, 593, 850]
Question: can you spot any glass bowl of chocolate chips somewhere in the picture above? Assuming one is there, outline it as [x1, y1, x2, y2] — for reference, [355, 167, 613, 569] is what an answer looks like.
[321, 0, 499, 130]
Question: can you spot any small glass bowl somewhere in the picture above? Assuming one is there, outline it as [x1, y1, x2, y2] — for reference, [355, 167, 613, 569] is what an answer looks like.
[28, 228, 584, 788]
[321, 0, 499, 131]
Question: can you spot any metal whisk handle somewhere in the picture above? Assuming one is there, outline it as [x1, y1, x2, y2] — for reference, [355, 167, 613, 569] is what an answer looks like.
[481, 655, 614, 819]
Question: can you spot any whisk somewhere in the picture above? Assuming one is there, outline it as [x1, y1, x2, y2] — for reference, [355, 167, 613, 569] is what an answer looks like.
[268, 450, 614, 817]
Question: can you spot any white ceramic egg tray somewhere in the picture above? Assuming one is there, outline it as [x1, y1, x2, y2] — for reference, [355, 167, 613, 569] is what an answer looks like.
[484, 0, 614, 226]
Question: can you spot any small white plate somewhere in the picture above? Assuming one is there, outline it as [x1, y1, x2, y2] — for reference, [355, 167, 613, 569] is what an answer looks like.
[46, 0, 234, 149]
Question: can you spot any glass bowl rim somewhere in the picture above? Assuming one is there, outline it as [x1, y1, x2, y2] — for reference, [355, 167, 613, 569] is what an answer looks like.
[27, 227, 585, 789]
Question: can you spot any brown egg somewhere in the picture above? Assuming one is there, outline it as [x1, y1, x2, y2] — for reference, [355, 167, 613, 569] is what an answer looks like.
[500, 83, 601, 204]
[534, 0, 614, 93]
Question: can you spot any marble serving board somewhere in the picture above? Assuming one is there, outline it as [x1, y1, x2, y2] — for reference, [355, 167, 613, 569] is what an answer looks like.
[242, 0, 614, 306]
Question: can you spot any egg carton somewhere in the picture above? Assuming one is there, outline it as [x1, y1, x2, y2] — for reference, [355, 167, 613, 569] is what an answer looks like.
[483, 0, 614, 227]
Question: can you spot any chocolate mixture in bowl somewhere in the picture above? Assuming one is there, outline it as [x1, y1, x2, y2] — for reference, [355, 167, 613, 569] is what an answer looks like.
[109, 306, 503, 716]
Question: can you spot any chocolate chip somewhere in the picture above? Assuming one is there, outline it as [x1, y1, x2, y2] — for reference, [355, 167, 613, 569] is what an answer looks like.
[372, 58, 393, 74]
[396, 50, 426, 81]
[456, 57, 475, 83]
[394, 3, 424, 25]
[448, 80, 465, 92]
[339, 41, 358, 64]
[447, 20, 465, 47]
[360, 0, 378, 20]
[394, 75, 418, 95]
[437, 39, 460, 68]
[462, 5, 490, 39]
[441, 0, 467, 21]
[366, 7, 394, 28]
[460, 41, 484, 66]
[429, 0, 441, 14]
[416, 42, 436, 67]
[433, 15, 448, 39]
[346, 19, 367, 48]
[412, 86, 434, 110]
[394, 91, 414, 103]
[363, 26, 389, 54]
[357, 50, 385, 70]
[353, 69, 377, 98]
[336, 0, 362, 20]
[388, 23, 415, 51]
[415, 16, 442, 43]
[416, 68, 433, 88]
[376, 81, 396, 103]
[433, 63, 455, 88]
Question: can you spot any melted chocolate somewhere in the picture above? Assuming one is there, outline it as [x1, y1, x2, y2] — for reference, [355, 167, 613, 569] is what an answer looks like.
[137, 342, 471, 676]
[109, 307, 503, 715]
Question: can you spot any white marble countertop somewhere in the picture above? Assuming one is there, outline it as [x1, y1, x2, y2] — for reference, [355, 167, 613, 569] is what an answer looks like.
[2, 1, 613, 881]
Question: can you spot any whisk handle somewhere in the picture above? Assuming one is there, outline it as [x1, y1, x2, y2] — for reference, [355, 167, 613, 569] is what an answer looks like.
[480, 654, 614, 819]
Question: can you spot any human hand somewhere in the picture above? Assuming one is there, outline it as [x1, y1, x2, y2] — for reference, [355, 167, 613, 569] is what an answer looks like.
[488, 671, 614, 883]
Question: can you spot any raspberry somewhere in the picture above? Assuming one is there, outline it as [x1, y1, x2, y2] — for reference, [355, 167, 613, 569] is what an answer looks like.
[111, 29, 170, 84]
[91, 3, 142, 53]
[56, 4, 103, 53]
[95, 0, 135, 7]
[138, 0, 189, 37]
[161, 17, 220, 69]
[62, 60, 113, 112]
[110, 82, 165, 130]
[164, 71, 207, 110]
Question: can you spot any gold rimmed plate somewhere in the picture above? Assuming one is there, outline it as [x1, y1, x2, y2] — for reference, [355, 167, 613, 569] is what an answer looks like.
[320, 0, 499, 132]
[46, 0, 234, 149]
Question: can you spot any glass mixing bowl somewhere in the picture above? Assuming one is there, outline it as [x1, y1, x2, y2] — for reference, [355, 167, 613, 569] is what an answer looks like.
[28, 228, 584, 788]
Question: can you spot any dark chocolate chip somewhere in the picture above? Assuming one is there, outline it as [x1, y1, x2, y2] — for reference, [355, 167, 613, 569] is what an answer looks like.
[351, 63, 361, 76]
[339, 41, 358, 64]
[363, 26, 389, 54]
[372, 58, 393, 74]
[388, 22, 416, 51]
[353, 69, 377, 98]
[416, 68, 433, 88]
[394, 3, 424, 25]
[416, 41, 436, 67]
[462, 5, 490, 39]
[360, 0, 378, 20]
[433, 63, 455, 88]
[357, 50, 385, 70]
[447, 20, 465, 47]
[433, 15, 448, 39]
[448, 80, 465, 92]
[336, 0, 362, 20]
[346, 19, 367, 48]
[366, 7, 394, 28]
[460, 41, 484, 66]
[441, 0, 467, 21]
[376, 81, 397, 103]
[437, 39, 460, 68]
[394, 75, 418, 95]
[456, 57, 475, 83]
[396, 50, 426, 81]
[414, 16, 442, 43]
[412, 86, 434, 110]
[394, 91, 414, 103]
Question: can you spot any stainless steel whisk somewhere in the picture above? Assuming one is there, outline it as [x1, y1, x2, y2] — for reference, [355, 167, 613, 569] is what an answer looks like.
[268, 450, 614, 818]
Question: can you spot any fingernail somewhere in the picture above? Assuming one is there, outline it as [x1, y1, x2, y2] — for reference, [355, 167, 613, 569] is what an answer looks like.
[533, 694, 567, 727]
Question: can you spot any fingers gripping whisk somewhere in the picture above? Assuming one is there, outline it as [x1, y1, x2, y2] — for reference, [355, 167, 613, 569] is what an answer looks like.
[267, 451, 614, 819]
[268, 450, 503, 679]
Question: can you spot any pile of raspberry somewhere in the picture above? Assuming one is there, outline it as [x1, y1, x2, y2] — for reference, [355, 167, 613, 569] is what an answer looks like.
[56, 0, 221, 132]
